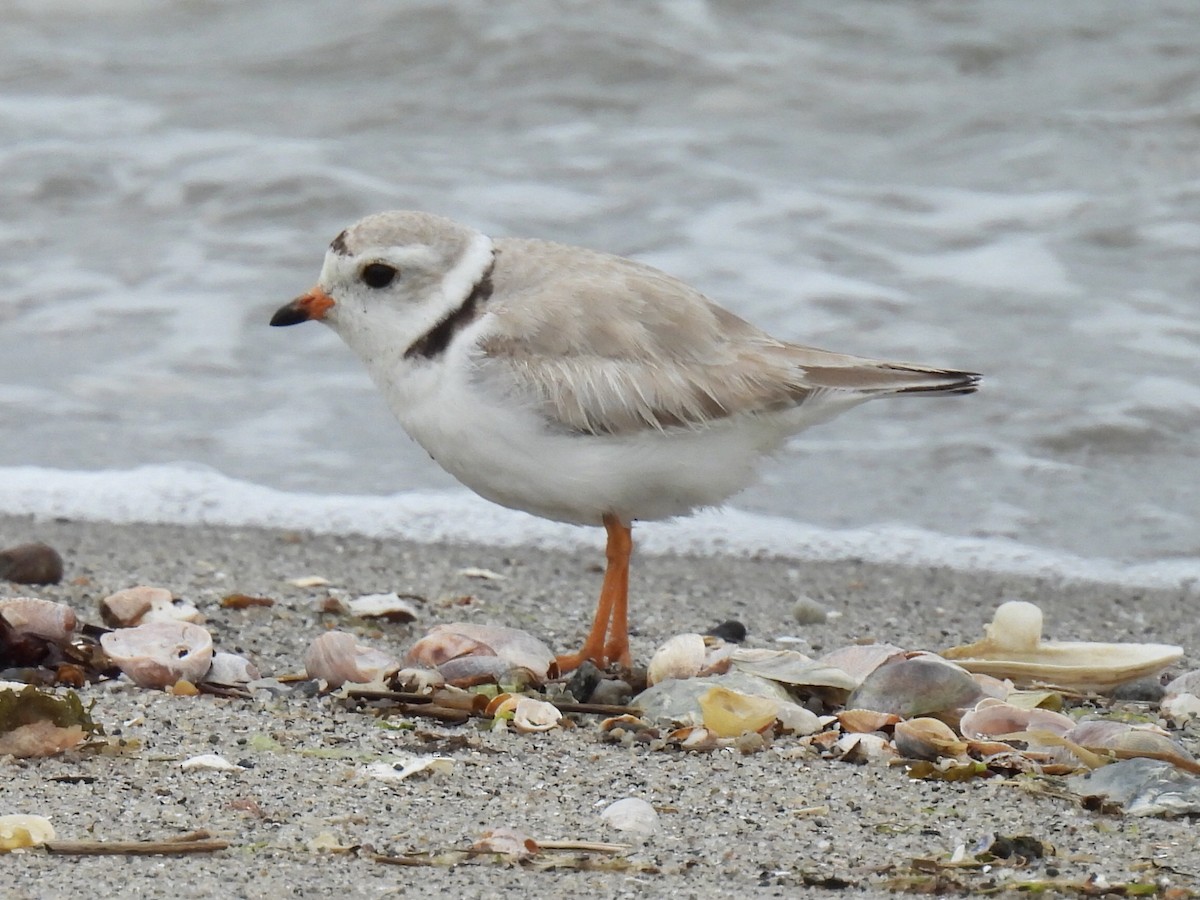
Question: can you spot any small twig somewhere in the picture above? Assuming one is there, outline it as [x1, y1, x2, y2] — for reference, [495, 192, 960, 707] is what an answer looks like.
[45, 830, 229, 855]
[552, 702, 642, 717]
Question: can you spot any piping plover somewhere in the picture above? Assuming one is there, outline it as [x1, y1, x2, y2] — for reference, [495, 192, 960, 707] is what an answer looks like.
[271, 211, 980, 671]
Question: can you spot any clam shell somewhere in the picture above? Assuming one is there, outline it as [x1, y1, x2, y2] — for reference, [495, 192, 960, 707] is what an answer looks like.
[405, 623, 553, 681]
[99, 621, 214, 689]
[304, 630, 399, 688]
[942, 600, 1183, 691]
[633, 671, 791, 728]
[100, 586, 203, 627]
[958, 698, 1075, 741]
[731, 648, 858, 691]
[511, 698, 563, 733]
[347, 592, 419, 622]
[893, 717, 968, 761]
[698, 685, 778, 737]
[817, 644, 907, 686]
[837, 709, 901, 734]
[205, 651, 261, 685]
[0, 598, 77, 642]
[646, 633, 706, 685]
[847, 657, 983, 718]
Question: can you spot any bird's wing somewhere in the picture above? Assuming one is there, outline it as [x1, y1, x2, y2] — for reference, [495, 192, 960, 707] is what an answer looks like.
[472, 239, 978, 436]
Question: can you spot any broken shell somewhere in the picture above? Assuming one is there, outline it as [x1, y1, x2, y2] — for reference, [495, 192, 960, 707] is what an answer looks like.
[405, 622, 553, 681]
[488, 694, 563, 733]
[205, 652, 260, 686]
[363, 755, 454, 782]
[837, 709, 901, 734]
[304, 630, 399, 688]
[99, 621, 214, 689]
[0, 814, 55, 851]
[0, 598, 77, 642]
[0, 542, 63, 585]
[833, 731, 895, 764]
[847, 657, 982, 718]
[472, 827, 539, 860]
[647, 633, 706, 685]
[511, 697, 563, 733]
[634, 672, 791, 728]
[181, 753, 244, 771]
[818, 644, 907, 687]
[697, 685, 778, 737]
[959, 698, 1075, 741]
[347, 592, 419, 622]
[99, 586, 203, 627]
[893, 717, 968, 761]
[730, 648, 858, 691]
[392, 667, 445, 693]
[942, 600, 1183, 691]
[600, 797, 659, 836]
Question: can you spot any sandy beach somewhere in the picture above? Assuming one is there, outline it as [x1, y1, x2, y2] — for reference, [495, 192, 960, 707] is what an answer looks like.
[2, 512, 1198, 899]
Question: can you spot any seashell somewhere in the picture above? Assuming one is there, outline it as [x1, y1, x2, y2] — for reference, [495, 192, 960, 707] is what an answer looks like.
[833, 731, 894, 764]
[599, 798, 659, 836]
[1164, 670, 1200, 697]
[942, 600, 1183, 691]
[363, 755, 454, 782]
[959, 698, 1075, 741]
[668, 725, 719, 750]
[0, 598, 77, 642]
[392, 667, 445, 693]
[697, 685, 778, 737]
[647, 633, 706, 685]
[472, 827, 538, 860]
[0, 542, 63, 585]
[633, 672, 792, 728]
[100, 586, 203, 627]
[774, 701, 824, 736]
[436, 655, 518, 687]
[837, 709, 901, 734]
[817, 644, 907, 687]
[347, 592, 419, 622]
[0, 685, 96, 757]
[405, 622, 553, 681]
[1162, 692, 1200, 726]
[847, 657, 982, 718]
[205, 652, 260, 686]
[304, 630, 399, 688]
[1067, 757, 1200, 817]
[511, 698, 563, 733]
[893, 717, 968, 761]
[0, 814, 55, 851]
[99, 621, 214, 689]
[730, 648, 858, 691]
[181, 753, 244, 771]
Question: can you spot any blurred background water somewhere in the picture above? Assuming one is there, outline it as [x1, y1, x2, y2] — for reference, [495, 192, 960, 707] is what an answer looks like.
[1, 0, 1198, 567]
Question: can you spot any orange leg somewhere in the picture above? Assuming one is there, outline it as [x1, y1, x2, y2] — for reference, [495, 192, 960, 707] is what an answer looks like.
[554, 514, 633, 673]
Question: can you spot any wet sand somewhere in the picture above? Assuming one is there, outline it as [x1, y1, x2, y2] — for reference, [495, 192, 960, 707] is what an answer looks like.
[2, 514, 1197, 899]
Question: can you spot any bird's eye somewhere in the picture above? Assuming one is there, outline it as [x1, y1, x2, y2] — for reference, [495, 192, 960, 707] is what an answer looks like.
[361, 263, 398, 289]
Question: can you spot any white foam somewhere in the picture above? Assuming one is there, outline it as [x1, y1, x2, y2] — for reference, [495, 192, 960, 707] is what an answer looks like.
[0, 465, 1195, 590]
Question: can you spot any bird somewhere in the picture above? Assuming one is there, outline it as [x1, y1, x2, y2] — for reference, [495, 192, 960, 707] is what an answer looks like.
[271, 211, 979, 673]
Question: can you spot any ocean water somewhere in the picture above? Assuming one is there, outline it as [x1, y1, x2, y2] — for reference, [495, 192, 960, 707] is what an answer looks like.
[1, 1, 1198, 579]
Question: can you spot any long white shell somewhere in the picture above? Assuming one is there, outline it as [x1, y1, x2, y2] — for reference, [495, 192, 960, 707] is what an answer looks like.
[942, 601, 1182, 691]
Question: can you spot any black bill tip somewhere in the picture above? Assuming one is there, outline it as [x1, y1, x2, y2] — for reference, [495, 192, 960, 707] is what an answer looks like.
[270, 301, 311, 327]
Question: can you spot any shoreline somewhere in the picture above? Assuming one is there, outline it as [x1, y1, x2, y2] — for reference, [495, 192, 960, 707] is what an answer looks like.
[2, 514, 1198, 899]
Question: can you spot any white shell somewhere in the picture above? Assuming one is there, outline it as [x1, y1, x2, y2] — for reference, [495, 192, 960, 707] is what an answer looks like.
[0, 814, 55, 850]
[405, 622, 554, 680]
[99, 621, 214, 689]
[304, 630, 399, 688]
[942, 600, 1182, 691]
[363, 755, 454, 782]
[511, 698, 563, 733]
[0, 598, 77, 642]
[181, 753, 244, 771]
[205, 652, 261, 685]
[646, 633, 706, 686]
[599, 798, 659, 836]
[347, 592, 419, 622]
[100, 586, 203, 627]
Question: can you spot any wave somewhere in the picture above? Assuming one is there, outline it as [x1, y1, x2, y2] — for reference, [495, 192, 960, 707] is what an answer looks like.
[1, 465, 1196, 590]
